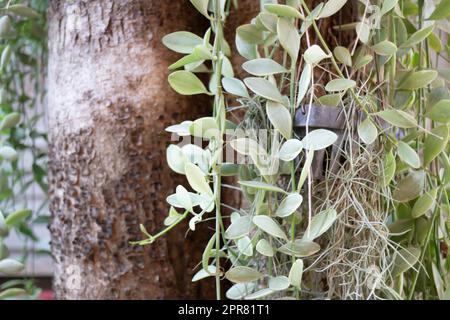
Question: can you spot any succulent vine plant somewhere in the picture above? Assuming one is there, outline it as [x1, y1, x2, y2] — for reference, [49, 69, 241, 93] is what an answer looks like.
[137, 0, 450, 300]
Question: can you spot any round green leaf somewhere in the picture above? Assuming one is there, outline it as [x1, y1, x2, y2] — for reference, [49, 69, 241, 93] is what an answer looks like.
[398, 70, 438, 90]
[253, 215, 287, 239]
[376, 109, 417, 128]
[225, 216, 253, 240]
[397, 141, 421, 169]
[238, 180, 285, 193]
[278, 139, 303, 161]
[400, 24, 434, 48]
[168, 71, 209, 95]
[162, 31, 203, 54]
[411, 188, 438, 218]
[358, 118, 378, 145]
[266, 101, 292, 139]
[426, 99, 450, 123]
[277, 17, 300, 62]
[304, 208, 337, 240]
[325, 78, 356, 92]
[264, 4, 304, 19]
[301, 129, 338, 151]
[318, 0, 348, 18]
[333, 46, 352, 66]
[225, 266, 263, 283]
[424, 125, 449, 166]
[242, 58, 288, 76]
[288, 259, 304, 288]
[185, 162, 213, 197]
[393, 170, 425, 203]
[268, 276, 290, 291]
[0, 112, 21, 131]
[236, 24, 264, 44]
[244, 77, 284, 103]
[275, 193, 303, 218]
[278, 239, 321, 257]
[0, 259, 24, 275]
[256, 239, 274, 257]
[372, 40, 397, 56]
[304, 45, 330, 65]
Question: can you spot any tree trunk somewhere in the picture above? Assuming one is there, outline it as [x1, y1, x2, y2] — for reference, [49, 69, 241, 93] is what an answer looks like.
[47, 0, 215, 300]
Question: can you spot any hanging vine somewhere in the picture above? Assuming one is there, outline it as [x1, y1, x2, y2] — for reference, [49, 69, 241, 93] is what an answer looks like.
[137, 0, 450, 300]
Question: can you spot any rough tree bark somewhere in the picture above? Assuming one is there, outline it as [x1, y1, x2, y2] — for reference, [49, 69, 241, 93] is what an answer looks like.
[47, 0, 215, 299]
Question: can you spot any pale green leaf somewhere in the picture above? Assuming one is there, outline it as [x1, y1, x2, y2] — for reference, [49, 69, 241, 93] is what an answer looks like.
[358, 118, 378, 145]
[278, 139, 303, 161]
[253, 215, 288, 239]
[354, 54, 373, 69]
[376, 109, 417, 128]
[189, 117, 219, 139]
[190, 0, 210, 19]
[304, 45, 330, 65]
[412, 188, 438, 218]
[276, 193, 303, 218]
[401, 24, 435, 48]
[426, 99, 450, 123]
[301, 129, 338, 151]
[333, 46, 352, 66]
[0, 259, 24, 275]
[192, 266, 219, 282]
[318, 0, 348, 18]
[278, 239, 320, 257]
[424, 125, 449, 166]
[265, 4, 304, 19]
[297, 63, 312, 104]
[393, 247, 420, 276]
[325, 78, 356, 92]
[225, 216, 253, 239]
[0, 146, 17, 161]
[393, 170, 425, 202]
[226, 283, 257, 300]
[222, 77, 250, 98]
[298, 149, 314, 189]
[175, 185, 193, 212]
[428, 0, 450, 20]
[239, 180, 286, 193]
[277, 17, 300, 62]
[380, 150, 396, 187]
[225, 266, 263, 283]
[244, 77, 284, 103]
[237, 236, 254, 256]
[162, 31, 203, 54]
[168, 71, 209, 95]
[185, 162, 213, 196]
[288, 259, 304, 288]
[268, 276, 290, 291]
[381, 0, 399, 16]
[4, 209, 31, 228]
[397, 141, 421, 169]
[0, 112, 20, 131]
[266, 101, 292, 139]
[242, 58, 288, 76]
[5, 4, 39, 18]
[256, 239, 274, 257]
[236, 24, 265, 44]
[398, 70, 438, 90]
[372, 40, 397, 56]
[304, 208, 337, 240]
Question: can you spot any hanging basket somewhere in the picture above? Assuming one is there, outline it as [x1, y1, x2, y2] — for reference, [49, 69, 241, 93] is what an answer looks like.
[294, 104, 346, 181]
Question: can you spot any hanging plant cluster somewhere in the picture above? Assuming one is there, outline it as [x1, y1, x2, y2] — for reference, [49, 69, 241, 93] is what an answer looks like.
[0, 1, 44, 300]
[136, 0, 450, 300]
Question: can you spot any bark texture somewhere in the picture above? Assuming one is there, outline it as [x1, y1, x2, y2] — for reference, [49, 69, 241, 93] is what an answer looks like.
[47, 0, 214, 299]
